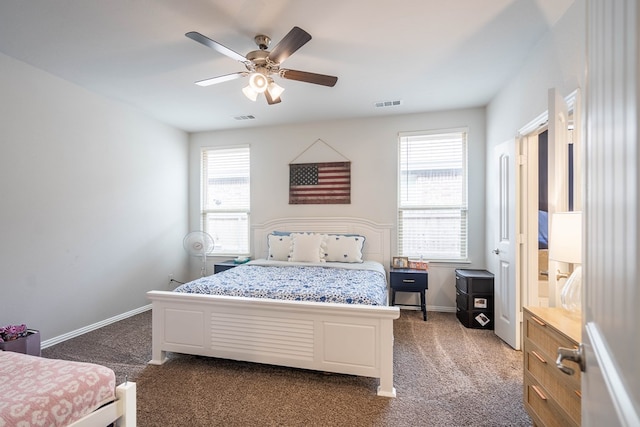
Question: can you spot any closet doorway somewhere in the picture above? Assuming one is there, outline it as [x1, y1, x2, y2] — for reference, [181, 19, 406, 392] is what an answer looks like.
[521, 90, 579, 310]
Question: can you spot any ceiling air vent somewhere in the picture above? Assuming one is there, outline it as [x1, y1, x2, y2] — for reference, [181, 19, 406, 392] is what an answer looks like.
[374, 100, 402, 108]
[234, 115, 256, 121]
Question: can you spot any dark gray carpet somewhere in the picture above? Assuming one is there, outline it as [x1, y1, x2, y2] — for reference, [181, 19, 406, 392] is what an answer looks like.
[42, 310, 531, 426]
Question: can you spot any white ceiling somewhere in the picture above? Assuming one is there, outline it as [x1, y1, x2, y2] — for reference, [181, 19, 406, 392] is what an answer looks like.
[0, 0, 574, 133]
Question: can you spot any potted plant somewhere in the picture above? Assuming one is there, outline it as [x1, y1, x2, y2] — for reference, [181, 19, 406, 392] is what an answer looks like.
[0, 324, 41, 356]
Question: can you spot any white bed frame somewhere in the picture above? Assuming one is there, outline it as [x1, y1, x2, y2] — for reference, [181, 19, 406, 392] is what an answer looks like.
[68, 381, 136, 427]
[148, 217, 400, 397]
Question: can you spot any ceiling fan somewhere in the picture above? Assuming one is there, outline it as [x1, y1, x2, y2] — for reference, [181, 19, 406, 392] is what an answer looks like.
[186, 26, 338, 105]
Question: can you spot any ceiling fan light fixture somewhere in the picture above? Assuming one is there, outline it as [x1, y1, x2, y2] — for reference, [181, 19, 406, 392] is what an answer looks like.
[248, 72, 268, 93]
[242, 85, 258, 101]
[186, 27, 338, 105]
[266, 80, 285, 100]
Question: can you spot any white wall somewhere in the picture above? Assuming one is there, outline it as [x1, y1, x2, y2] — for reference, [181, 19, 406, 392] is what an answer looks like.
[485, 0, 586, 279]
[189, 108, 487, 311]
[487, 0, 585, 149]
[0, 52, 189, 341]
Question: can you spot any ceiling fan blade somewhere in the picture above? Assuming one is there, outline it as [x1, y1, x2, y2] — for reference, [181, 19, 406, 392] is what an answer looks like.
[264, 90, 282, 105]
[195, 72, 248, 87]
[186, 31, 248, 63]
[280, 69, 338, 87]
[268, 27, 312, 64]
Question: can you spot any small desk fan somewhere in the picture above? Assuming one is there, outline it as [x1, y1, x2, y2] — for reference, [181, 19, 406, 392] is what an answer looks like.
[183, 231, 215, 277]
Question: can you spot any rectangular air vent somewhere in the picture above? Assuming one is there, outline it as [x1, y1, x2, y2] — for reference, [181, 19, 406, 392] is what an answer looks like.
[234, 115, 256, 120]
[374, 100, 402, 108]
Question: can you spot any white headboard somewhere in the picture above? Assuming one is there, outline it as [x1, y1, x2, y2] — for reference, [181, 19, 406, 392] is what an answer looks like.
[252, 217, 393, 268]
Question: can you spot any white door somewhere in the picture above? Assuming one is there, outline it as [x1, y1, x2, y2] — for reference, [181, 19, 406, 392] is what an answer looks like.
[491, 139, 520, 349]
[581, 0, 640, 424]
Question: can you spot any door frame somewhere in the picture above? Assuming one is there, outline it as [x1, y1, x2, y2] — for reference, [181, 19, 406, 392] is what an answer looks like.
[521, 125, 546, 309]
[518, 89, 580, 312]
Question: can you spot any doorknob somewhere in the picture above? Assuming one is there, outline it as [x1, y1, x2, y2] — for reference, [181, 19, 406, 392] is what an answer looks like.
[492, 248, 500, 254]
[556, 343, 585, 375]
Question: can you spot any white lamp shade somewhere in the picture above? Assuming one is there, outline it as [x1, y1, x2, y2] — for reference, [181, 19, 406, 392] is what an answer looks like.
[266, 81, 285, 100]
[248, 73, 268, 93]
[242, 85, 258, 101]
[549, 211, 582, 264]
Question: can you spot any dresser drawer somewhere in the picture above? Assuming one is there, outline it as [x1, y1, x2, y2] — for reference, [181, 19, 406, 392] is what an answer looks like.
[524, 373, 577, 427]
[390, 271, 427, 291]
[523, 307, 582, 427]
[524, 312, 582, 383]
[525, 340, 581, 425]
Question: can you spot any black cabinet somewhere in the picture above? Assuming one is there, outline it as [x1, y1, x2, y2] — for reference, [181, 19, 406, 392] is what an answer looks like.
[455, 269, 494, 329]
[390, 269, 428, 321]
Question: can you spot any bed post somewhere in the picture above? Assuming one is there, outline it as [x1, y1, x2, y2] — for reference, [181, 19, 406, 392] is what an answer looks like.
[148, 300, 167, 365]
[115, 381, 136, 427]
[377, 317, 397, 397]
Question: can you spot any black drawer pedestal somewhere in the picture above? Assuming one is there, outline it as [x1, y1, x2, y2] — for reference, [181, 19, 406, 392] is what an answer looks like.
[455, 269, 494, 329]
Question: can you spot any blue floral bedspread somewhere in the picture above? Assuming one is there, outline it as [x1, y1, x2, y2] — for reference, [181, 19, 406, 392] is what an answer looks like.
[174, 262, 388, 306]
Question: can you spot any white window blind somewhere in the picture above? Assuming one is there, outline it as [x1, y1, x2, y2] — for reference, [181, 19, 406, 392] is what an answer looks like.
[201, 146, 250, 255]
[398, 129, 468, 261]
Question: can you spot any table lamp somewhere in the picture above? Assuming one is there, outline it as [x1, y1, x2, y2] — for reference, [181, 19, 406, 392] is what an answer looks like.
[549, 211, 582, 312]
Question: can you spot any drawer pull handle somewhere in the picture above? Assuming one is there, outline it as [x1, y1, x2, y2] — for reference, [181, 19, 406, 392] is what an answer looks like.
[531, 385, 547, 401]
[531, 316, 546, 326]
[402, 279, 416, 283]
[531, 350, 546, 364]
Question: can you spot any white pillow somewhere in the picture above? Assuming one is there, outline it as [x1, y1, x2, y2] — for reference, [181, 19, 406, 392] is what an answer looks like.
[289, 233, 326, 263]
[324, 234, 365, 263]
[267, 234, 292, 261]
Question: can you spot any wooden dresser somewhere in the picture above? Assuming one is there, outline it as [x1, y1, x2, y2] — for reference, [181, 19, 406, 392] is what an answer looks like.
[523, 306, 582, 427]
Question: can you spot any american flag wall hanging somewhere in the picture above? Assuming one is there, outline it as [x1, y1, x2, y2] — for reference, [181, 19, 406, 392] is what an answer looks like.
[289, 161, 351, 204]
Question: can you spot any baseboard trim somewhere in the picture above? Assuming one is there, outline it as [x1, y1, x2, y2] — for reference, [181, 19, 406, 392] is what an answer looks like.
[398, 305, 457, 313]
[430, 305, 457, 313]
[42, 304, 152, 349]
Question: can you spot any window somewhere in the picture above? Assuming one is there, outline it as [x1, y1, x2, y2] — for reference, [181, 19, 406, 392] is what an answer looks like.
[201, 146, 250, 255]
[398, 129, 468, 261]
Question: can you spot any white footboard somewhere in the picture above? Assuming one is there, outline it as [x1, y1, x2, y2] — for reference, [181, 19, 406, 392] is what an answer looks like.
[147, 290, 400, 397]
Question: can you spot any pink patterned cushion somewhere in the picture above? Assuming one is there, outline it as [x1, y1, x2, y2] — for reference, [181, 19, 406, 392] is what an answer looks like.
[0, 350, 116, 426]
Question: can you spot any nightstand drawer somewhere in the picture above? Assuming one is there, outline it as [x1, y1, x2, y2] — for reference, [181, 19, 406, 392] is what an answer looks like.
[390, 271, 427, 290]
